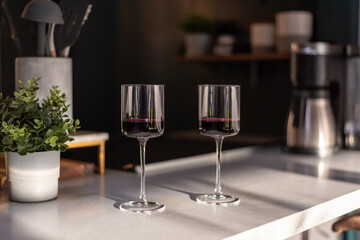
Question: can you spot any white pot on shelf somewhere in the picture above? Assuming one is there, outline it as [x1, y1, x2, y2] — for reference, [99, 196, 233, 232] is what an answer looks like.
[250, 22, 275, 53]
[6, 151, 60, 202]
[275, 11, 313, 53]
[184, 33, 212, 57]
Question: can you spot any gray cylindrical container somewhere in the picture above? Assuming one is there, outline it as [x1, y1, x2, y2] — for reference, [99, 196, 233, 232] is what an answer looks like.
[15, 57, 73, 119]
[6, 151, 60, 202]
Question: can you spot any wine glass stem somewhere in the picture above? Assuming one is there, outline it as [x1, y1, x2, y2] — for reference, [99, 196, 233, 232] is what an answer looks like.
[214, 136, 224, 195]
[138, 138, 148, 203]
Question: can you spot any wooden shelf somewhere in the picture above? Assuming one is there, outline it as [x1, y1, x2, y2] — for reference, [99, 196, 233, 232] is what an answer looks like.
[174, 52, 290, 63]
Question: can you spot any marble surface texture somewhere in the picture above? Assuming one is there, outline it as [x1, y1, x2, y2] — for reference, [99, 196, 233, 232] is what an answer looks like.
[1, 146, 360, 239]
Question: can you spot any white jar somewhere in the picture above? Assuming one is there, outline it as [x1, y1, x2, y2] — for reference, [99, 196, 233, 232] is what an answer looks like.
[250, 23, 275, 53]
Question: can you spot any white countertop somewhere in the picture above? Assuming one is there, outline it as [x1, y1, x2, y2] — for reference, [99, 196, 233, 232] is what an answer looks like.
[1, 146, 360, 240]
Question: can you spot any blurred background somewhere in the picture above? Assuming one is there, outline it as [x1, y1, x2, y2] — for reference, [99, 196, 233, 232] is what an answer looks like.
[0, 0, 359, 170]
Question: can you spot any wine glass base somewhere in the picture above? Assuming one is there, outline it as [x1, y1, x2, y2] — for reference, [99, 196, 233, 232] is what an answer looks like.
[120, 201, 165, 213]
[196, 194, 240, 206]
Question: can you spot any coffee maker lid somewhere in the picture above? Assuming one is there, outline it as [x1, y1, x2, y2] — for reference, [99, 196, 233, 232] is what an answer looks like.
[291, 42, 344, 55]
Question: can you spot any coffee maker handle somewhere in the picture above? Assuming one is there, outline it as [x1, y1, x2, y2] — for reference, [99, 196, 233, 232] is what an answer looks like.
[292, 93, 302, 127]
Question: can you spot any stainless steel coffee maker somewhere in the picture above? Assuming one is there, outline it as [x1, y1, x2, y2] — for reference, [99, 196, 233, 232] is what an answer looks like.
[285, 42, 344, 157]
[344, 45, 360, 149]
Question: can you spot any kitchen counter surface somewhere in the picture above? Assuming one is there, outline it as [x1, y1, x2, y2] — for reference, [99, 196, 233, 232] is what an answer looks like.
[1, 146, 360, 240]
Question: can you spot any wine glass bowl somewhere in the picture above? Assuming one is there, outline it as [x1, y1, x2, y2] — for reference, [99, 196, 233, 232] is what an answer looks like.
[120, 84, 165, 213]
[198, 84, 240, 206]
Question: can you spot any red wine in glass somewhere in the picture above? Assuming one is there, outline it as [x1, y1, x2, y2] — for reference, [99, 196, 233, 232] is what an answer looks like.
[199, 118, 240, 137]
[122, 118, 164, 138]
[197, 84, 240, 206]
[120, 84, 165, 213]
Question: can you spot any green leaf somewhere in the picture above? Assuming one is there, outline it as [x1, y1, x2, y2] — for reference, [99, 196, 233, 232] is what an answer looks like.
[46, 129, 55, 137]
[2, 136, 10, 145]
[49, 136, 58, 147]
[68, 129, 75, 135]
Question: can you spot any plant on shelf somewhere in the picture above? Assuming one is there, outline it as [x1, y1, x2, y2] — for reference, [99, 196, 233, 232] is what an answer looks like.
[0, 78, 80, 202]
[180, 15, 215, 57]
[180, 15, 215, 34]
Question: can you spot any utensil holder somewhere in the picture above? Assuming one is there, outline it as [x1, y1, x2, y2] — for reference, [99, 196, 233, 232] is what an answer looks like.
[15, 57, 73, 119]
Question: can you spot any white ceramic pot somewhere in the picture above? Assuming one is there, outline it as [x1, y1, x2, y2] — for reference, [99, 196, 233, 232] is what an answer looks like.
[184, 33, 212, 57]
[6, 151, 60, 202]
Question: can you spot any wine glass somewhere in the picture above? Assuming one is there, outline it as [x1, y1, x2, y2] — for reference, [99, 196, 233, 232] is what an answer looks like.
[121, 84, 165, 213]
[198, 84, 240, 206]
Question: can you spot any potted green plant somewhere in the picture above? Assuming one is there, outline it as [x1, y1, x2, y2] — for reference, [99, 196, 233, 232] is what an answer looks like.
[0, 78, 80, 202]
[180, 15, 215, 56]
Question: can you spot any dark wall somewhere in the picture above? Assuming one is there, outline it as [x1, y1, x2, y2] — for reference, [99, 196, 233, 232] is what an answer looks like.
[316, 0, 359, 44]
[0, 0, 35, 96]
[71, 0, 118, 132]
